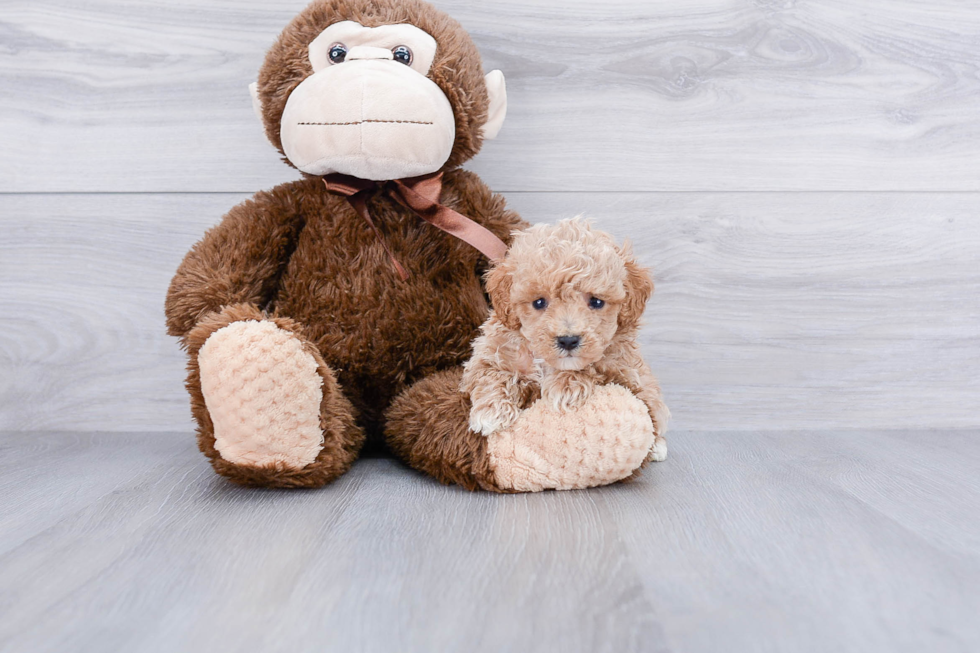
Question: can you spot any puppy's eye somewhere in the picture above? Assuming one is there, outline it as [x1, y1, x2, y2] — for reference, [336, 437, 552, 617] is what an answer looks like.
[532, 298, 548, 310]
[328, 43, 348, 64]
[392, 45, 413, 65]
[589, 297, 605, 309]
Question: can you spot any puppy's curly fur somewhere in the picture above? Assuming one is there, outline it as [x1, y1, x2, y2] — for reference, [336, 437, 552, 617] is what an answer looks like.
[460, 218, 669, 461]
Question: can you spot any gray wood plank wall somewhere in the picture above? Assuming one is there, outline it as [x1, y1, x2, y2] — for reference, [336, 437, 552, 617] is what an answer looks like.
[1, 0, 978, 432]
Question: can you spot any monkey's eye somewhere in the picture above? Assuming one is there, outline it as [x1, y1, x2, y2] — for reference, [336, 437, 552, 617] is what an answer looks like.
[328, 43, 348, 64]
[588, 297, 605, 310]
[532, 298, 548, 310]
[392, 45, 413, 66]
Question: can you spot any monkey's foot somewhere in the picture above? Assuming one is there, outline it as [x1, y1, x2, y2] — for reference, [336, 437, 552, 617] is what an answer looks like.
[486, 384, 655, 492]
[198, 320, 324, 470]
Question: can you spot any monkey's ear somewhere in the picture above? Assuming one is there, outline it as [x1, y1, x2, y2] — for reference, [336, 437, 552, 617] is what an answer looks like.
[248, 82, 263, 122]
[481, 70, 507, 140]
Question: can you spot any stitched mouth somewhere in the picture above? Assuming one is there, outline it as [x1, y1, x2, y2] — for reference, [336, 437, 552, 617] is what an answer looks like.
[297, 120, 434, 126]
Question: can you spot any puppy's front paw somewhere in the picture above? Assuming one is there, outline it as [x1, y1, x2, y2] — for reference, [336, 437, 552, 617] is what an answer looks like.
[649, 435, 668, 462]
[468, 402, 520, 436]
[541, 372, 594, 411]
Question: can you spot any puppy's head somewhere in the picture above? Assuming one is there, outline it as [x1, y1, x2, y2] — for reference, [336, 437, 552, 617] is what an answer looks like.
[486, 218, 653, 370]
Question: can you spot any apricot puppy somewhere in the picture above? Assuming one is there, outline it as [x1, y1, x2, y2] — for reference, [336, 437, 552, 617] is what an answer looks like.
[460, 218, 669, 461]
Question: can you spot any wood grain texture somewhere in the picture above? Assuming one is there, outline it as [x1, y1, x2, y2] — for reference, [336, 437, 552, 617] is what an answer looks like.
[1, 430, 978, 652]
[1, 192, 977, 432]
[2, 0, 979, 192]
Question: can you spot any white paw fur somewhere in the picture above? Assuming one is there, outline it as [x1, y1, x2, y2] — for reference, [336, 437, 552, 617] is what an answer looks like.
[649, 435, 668, 462]
[469, 402, 520, 436]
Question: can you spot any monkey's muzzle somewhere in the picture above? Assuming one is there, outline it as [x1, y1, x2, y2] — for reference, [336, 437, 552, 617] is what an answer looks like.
[280, 59, 456, 181]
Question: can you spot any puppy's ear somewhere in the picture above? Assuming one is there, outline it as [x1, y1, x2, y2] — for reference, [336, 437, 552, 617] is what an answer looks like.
[618, 245, 654, 330]
[485, 260, 521, 331]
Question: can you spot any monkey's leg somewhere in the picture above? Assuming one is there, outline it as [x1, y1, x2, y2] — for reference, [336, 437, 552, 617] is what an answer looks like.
[384, 369, 506, 492]
[385, 368, 655, 493]
[185, 304, 364, 488]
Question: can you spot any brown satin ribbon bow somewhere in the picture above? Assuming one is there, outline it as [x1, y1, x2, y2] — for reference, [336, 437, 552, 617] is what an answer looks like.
[323, 171, 509, 281]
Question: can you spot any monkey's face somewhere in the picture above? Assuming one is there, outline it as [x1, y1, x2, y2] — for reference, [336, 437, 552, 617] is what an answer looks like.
[253, 4, 508, 183]
[280, 21, 454, 181]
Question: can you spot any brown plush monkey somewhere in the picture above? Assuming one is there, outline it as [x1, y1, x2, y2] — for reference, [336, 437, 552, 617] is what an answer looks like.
[166, 0, 660, 492]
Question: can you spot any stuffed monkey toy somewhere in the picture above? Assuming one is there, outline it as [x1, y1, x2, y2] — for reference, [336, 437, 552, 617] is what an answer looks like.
[165, 0, 664, 492]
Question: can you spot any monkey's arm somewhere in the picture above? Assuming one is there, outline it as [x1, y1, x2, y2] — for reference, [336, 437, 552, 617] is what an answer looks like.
[165, 187, 306, 340]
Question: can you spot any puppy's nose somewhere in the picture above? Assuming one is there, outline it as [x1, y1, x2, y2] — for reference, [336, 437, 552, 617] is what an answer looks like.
[556, 335, 581, 351]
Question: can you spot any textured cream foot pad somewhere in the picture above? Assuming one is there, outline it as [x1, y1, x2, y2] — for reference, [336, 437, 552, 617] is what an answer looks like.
[487, 384, 655, 492]
[198, 320, 324, 470]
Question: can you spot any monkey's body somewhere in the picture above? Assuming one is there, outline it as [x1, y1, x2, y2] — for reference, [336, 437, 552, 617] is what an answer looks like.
[276, 178, 494, 438]
[167, 171, 523, 452]
[165, 0, 662, 491]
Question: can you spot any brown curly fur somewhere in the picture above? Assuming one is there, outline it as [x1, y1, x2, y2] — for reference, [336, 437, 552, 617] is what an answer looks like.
[165, 0, 527, 488]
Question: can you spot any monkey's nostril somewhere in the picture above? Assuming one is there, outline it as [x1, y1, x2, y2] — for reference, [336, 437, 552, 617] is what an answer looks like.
[556, 335, 581, 351]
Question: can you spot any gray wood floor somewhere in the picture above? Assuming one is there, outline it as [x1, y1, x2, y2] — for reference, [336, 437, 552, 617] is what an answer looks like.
[1, 430, 978, 653]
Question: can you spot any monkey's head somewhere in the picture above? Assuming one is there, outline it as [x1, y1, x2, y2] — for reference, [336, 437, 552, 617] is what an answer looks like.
[249, 0, 507, 181]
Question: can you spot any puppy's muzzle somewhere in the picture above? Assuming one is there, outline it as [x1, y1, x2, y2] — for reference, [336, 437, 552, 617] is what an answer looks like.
[556, 335, 581, 352]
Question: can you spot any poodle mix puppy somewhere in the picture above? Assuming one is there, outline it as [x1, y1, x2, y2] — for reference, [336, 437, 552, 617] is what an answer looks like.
[461, 218, 669, 462]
